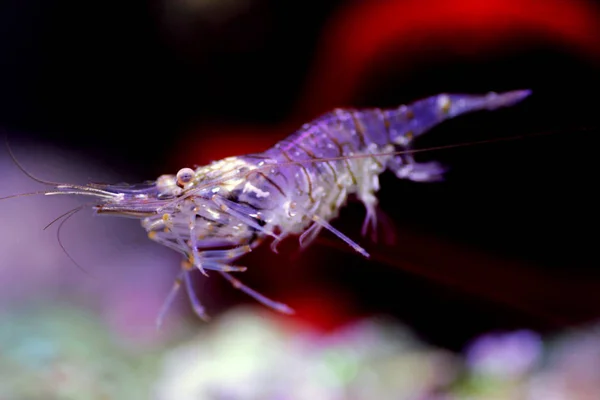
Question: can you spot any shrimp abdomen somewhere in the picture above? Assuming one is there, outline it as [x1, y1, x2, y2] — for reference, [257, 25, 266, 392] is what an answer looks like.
[379, 90, 532, 147]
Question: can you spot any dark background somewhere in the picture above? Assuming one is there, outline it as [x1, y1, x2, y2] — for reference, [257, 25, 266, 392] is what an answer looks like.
[1, 0, 599, 351]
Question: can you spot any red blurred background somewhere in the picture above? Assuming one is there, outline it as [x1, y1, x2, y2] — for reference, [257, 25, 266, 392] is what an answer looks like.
[1, 0, 599, 350]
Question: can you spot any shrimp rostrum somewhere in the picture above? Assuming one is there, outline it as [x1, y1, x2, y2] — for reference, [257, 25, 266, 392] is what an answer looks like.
[5, 90, 531, 326]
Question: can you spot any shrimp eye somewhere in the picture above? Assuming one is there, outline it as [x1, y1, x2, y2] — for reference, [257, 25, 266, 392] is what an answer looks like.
[176, 168, 195, 186]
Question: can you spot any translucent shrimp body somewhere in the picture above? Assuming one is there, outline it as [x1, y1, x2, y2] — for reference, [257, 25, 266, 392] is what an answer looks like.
[9, 90, 532, 324]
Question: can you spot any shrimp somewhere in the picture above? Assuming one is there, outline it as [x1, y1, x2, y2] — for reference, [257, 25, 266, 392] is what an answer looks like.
[3, 89, 531, 326]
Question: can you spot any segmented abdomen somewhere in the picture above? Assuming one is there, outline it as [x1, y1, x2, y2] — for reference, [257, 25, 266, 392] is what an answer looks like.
[255, 108, 396, 228]
[241, 90, 530, 233]
[257, 94, 454, 211]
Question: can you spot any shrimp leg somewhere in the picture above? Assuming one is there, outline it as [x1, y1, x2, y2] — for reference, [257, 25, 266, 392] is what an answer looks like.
[156, 268, 211, 329]
[218, 271, 294, 315]
[183, 269, 210, 321]
[156, 270, 185, 329]
[388, 154, 447, 182]
[358, 186, 380, 242]
[191, 243, 294, 316]
[299, 220, 324, 249]
[192, 244, 254, 269]
[311, 215, 370, 258]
